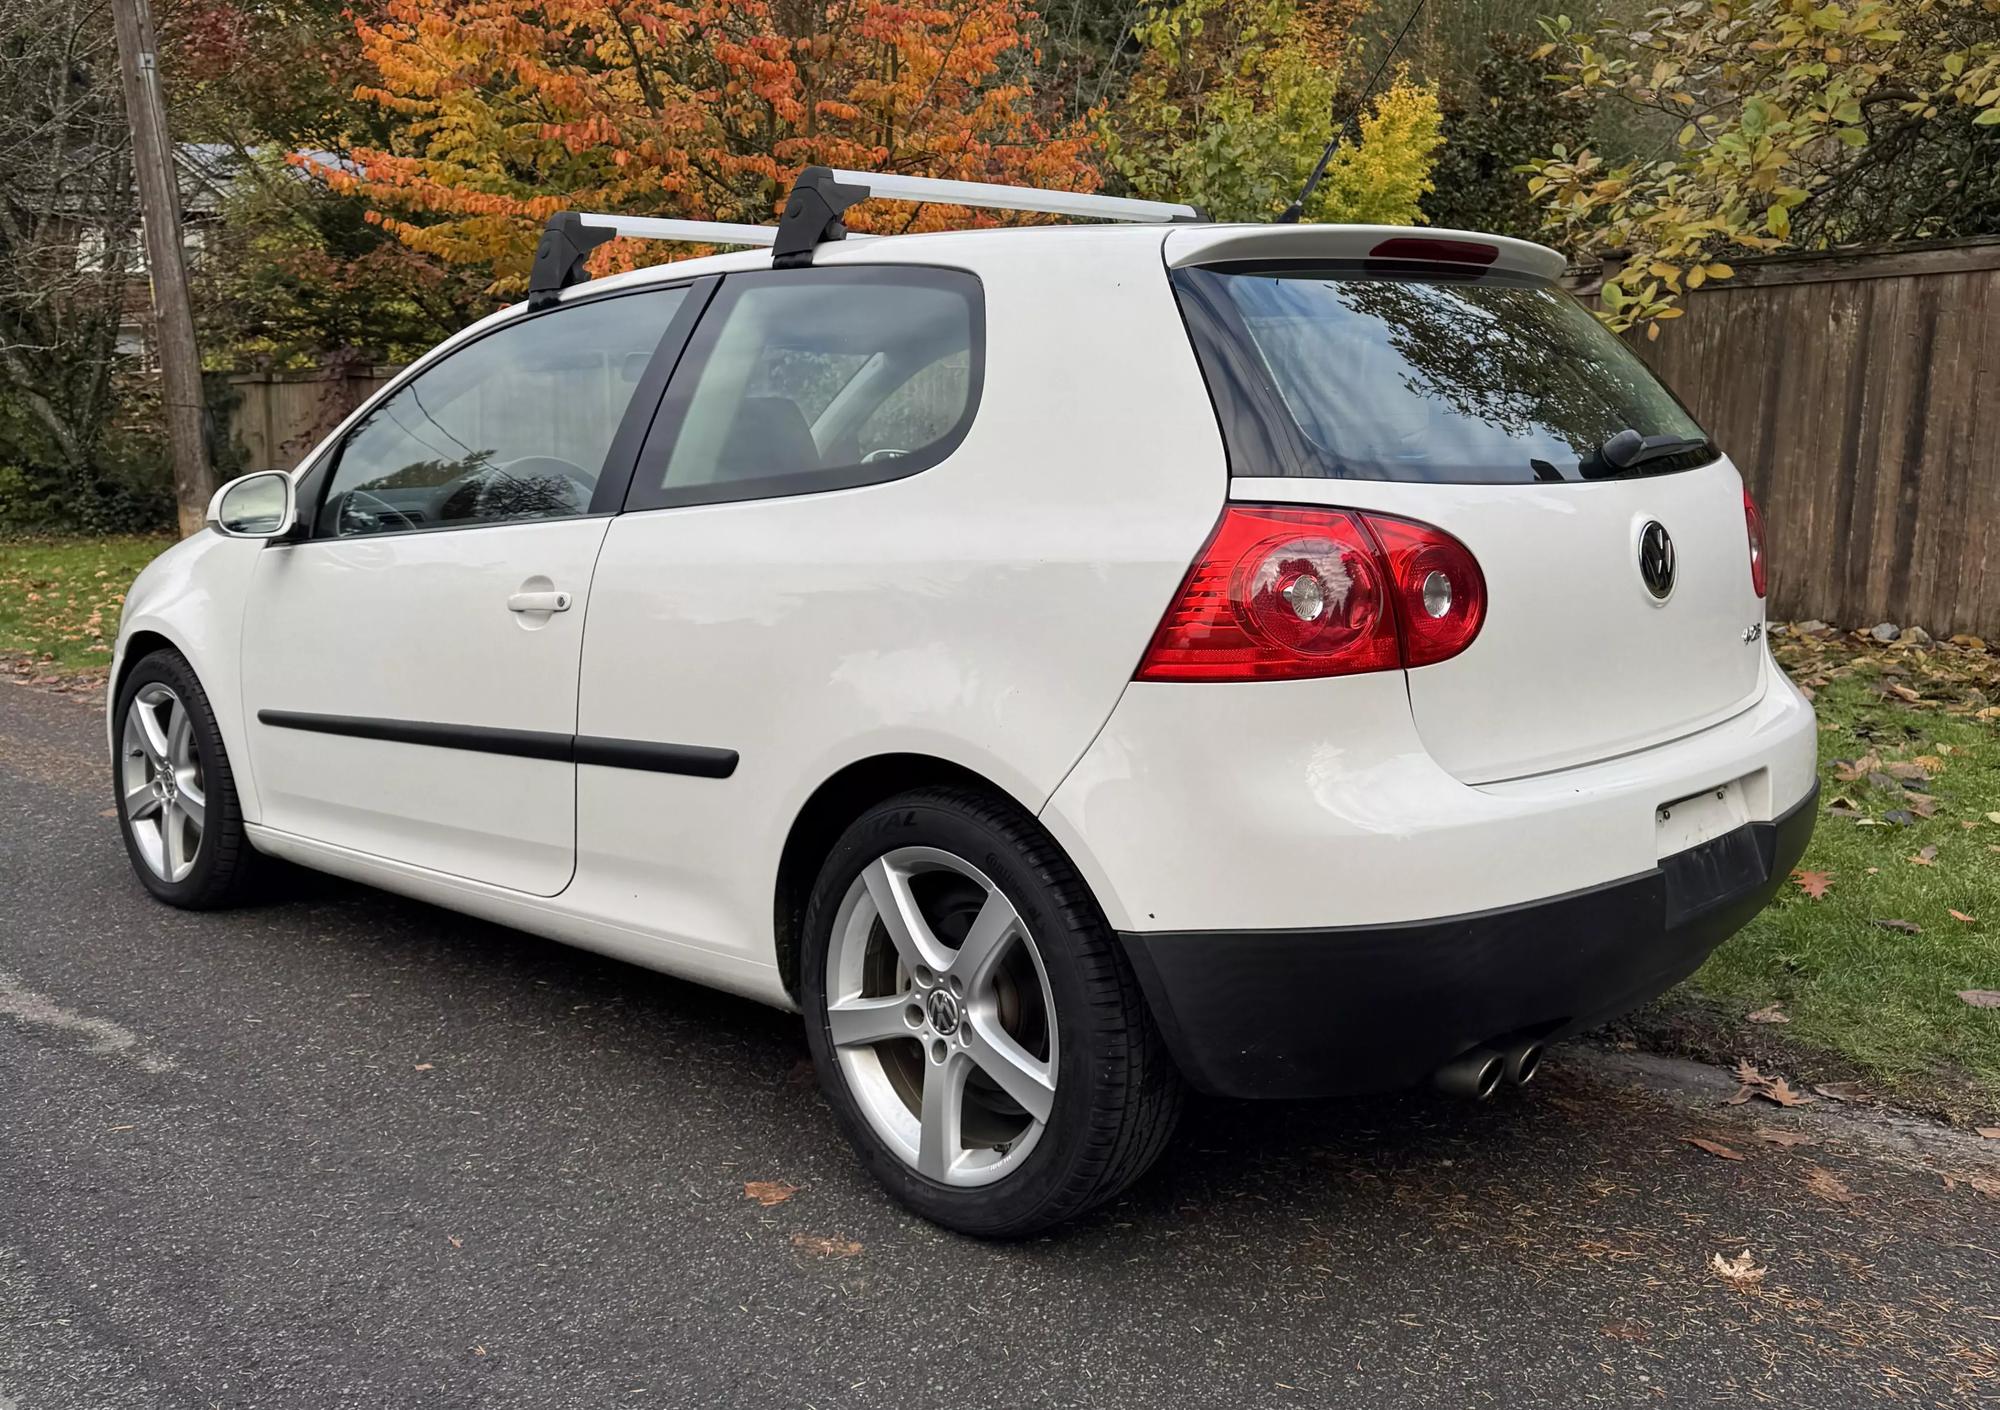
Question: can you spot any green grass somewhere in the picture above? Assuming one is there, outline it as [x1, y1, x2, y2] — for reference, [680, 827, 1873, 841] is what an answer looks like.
[1675, 631, 2000, 1113]
[0, 535, 173, 674]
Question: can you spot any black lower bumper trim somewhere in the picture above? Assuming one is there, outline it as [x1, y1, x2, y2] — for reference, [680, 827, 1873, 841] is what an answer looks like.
[1120, 782, 1818, 1099]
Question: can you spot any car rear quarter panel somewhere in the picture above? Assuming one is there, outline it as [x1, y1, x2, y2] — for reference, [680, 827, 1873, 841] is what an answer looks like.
[568, 230, 1228, 991]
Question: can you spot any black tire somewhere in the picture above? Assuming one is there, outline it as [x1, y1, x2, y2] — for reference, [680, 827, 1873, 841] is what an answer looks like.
[111, 647, 263, 908]
[801, 786, 1182, 1237]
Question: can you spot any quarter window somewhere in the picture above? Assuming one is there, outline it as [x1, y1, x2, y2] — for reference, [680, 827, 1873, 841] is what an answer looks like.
[319, 287, 687, 537]
[628, 268, 981, 510]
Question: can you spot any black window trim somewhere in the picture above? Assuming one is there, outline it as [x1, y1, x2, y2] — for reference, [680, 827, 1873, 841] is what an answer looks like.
[620, 264, 986, 515]
[295, 275, 721, 543]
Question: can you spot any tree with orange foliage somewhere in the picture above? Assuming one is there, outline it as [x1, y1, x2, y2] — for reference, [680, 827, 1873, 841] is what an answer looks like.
[323, 0, 1098, 294]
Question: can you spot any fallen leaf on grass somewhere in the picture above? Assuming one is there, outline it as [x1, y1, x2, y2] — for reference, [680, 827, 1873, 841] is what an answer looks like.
[1881, 810, 1916, 826]
[1987, 812, 2000, 825]
[1755, 1127, 1816, 1148]
[1804, 1167, 1855, 1204]
[1687, 1135, 1745, 1161]
[1958, 990, 2000, 1009]
[1791, 870, 1832, 899]
[1886, 684, 1923, 704]
[1833, 754, 1882, 782]
[1747, 1004, 1790, 1024]
[1882, 759, 1933, 780]
[1873, 918, 1924, 935]
[790, 1233, 864, 1258]
[744, 1180, 801, 1206]
[1711, 1249, 1768, 1287]
[1950, 910, 1978, 924]
[1905, 793, 1939, 818]
[1907, 846, 1939, 866]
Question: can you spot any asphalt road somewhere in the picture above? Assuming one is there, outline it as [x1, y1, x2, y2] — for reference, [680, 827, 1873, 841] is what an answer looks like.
[3, 679, 1998, 1409]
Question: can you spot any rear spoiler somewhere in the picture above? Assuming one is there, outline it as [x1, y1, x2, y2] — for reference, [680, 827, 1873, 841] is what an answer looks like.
[1163, 224, 1567, 282]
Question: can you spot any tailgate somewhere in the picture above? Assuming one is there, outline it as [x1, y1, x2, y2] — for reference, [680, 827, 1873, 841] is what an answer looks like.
[1237, 457, 1768, 783]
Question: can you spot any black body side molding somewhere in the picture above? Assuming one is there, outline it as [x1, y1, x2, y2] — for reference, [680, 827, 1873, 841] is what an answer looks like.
[255, 710, 738, 780]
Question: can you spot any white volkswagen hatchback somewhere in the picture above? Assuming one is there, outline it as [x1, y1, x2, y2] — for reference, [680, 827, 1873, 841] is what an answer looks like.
[111, 170, 1817, 1236]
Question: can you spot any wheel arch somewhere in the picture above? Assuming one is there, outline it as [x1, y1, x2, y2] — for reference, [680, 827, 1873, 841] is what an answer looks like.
[773, 752, 1048, 1004]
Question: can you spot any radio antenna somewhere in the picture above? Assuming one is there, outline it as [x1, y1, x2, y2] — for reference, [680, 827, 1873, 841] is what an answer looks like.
[1275, 0, 1430, 224]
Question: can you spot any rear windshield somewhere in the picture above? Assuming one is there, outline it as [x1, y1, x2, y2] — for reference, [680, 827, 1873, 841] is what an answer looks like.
[1173, 264, 1713, 484]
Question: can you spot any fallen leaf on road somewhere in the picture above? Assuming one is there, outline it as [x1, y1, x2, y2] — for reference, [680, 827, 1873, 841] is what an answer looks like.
[1974, 1128, 1999, 1140]
[98, 807, 116, 818]
[1950, 910, 1977, 924]
[1764, 1077, 1813, 1107]
[1791, 870, 1832, 899]
[413, 1063, 433, 1072]
[1711, 1249, 1768, 1287]
[1748, 1004, 1790, 1024]
[1814, 1082, 1870, 1103]
[1804, 1167, 1855, 1204]
[1755, 1127, 1816, 1148]
[1907, 846, 1939, 866]
[1599, 1321, 1649, 1342]
[1687, 1136, 1745, 1161]
[448, 1235, 462, 1248]
[1958, 990, 2000, 1009]
[790, 1233, 864, 1258]
[744, 1180, 801, 1206]
[1873, 918, 1924, 935]
[1943, 1171, 2000, 1199]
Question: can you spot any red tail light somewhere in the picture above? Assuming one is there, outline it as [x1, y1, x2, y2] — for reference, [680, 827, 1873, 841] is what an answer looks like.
[1743, 486, 1767, 598]
[1366, 512, 1487, 667]
[1136, 505, 1485, 682]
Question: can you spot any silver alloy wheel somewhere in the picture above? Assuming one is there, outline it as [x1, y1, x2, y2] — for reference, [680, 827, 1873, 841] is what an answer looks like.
[826, 846, 1059, 1187]
[120, 682, 206, 883]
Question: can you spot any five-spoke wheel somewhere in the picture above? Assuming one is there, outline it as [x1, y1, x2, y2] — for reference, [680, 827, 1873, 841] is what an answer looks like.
[112, 648, 259, 908]
[803, 787, 1181, 1237]
[826, 847, 1058, 1186]
[119, 681, 207, 883]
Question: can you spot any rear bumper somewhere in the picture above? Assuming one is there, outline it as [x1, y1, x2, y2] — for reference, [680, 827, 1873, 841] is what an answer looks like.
[1120, 781, 1817, 1098]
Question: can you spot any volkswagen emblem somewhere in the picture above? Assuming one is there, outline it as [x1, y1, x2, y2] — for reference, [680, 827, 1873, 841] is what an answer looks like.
[1638, 521, 1676, 600]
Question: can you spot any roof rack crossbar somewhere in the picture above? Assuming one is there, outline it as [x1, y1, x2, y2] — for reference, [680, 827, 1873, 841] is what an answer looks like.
[827, 169, 1201, 226]
[528, 167, 1205, 297]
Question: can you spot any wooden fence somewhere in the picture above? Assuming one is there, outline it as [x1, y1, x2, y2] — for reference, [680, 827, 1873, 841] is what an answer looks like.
[1612, 237, 2000, 638]
[225, 363, 398, 476]
[223, 238, 1999, 636]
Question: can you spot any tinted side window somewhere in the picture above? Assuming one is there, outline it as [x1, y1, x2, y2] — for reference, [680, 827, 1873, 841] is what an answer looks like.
[320, 287, 687, 537]
[627, 268, 982, 511]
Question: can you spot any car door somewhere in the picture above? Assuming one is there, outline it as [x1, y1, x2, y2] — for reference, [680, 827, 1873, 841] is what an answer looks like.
[239, 280, 710, 895]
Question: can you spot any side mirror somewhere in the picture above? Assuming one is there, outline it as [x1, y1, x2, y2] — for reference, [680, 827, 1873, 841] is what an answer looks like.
[208, 471, 297, 540]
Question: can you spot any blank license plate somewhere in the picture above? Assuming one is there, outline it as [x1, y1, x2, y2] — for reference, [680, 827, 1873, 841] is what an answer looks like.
[1656, 778, 1751, 859]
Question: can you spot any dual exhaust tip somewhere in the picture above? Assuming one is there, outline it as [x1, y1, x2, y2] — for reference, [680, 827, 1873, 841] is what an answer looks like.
[1432, 1042, 1542, 1101]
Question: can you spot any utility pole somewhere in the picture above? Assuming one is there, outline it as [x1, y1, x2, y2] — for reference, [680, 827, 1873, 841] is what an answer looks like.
[111, 0, 213, 537]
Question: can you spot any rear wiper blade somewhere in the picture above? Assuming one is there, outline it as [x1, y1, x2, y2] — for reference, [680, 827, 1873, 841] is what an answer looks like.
[1591, 428, 1709, 473]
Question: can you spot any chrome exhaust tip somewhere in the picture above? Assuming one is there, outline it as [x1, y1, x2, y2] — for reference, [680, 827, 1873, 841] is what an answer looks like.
[1502, 1043, 1543, 1087]
[1432, 1046, 1504, 1101]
